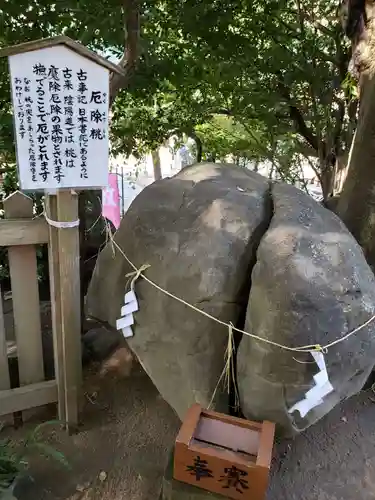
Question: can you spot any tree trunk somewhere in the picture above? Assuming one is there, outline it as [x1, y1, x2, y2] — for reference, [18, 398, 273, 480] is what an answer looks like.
[336, 71, 375, 268]
[332, 153, 349, 196]
[189, 131, 202, 162]
[151, 149, 162, 180]
[320, 164, 335, 202]
[109, 0, 140, 106]
[194, 136, 202, 163]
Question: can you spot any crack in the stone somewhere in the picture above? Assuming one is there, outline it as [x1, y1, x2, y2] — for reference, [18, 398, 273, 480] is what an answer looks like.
[229, 180, 275, 416]
[195, 298, 239, 305]
[172, 180, 197, 257]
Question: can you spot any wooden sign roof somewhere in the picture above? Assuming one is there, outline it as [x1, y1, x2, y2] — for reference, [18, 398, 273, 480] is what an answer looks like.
[0, 35, 125, 76]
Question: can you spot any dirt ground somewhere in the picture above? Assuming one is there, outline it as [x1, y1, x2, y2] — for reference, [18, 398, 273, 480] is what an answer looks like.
[5, 358, 375, 500]
[11, 361, 179, 500]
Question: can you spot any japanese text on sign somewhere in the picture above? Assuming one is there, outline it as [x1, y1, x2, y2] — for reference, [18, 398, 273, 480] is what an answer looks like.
[8, 45, 109, 190]
[186, 456, 249, 494]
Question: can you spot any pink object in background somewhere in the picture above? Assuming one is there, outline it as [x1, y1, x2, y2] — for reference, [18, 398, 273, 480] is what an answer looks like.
[102, 173, 121, 229]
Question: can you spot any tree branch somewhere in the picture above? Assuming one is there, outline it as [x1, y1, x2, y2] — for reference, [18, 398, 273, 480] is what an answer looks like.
[189, 130, 203, 162]
[333, 26, 351, 81]
[304, 154, 323, 185]
[333, 100, 345, 153]
[276, 77, 321, 152]
[347, 98, 358, 144]
[211, 108, 232, 116]
[109, 0, 140, 107]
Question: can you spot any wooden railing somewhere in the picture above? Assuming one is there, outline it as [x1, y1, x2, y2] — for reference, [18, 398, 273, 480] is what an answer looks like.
[0, 191, 81, 428]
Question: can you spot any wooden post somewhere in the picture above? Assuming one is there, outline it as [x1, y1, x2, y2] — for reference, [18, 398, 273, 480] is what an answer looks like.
[0, 283, 12, 426]
[4, 192, 44, 386]
[0, 284, 10, 392]
[56, 190, 82, 430]
[78, 192, 86, 332]
[1, 35, 113, 430]
[4, 192, 44, 426]
[46, 195, 66, 423]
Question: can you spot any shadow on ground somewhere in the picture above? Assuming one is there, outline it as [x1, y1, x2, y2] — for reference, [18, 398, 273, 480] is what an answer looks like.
[15, 362, 180, 500]
[269, 388, 375, 500]
[12, 361, 375, 500]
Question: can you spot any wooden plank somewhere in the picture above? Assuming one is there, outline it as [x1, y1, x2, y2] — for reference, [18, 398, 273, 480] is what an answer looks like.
[0, 285, 14, 434]
[57, 190, 82, 428]
[0, 284, 11, 391]
[0, 380, 57, 416]
[0, 219, 48, 246]
[0, 35, 125, 75]
[46, 195, 66, 422]
[4, 192, 44, 386]
[78, 193, 86, 336]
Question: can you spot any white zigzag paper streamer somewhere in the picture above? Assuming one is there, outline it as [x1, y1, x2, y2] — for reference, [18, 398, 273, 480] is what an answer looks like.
[288, 351, 334, 419]
[116, 290, 139, 338]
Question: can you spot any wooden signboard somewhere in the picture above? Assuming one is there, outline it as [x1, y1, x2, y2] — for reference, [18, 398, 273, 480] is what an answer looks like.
[174, 404, 275, 500]
[0, 35, 124, 191]
[0, 36, 124, 430]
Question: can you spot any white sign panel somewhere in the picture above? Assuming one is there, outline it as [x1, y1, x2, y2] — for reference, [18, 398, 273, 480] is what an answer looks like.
[8, 45, 109, 190]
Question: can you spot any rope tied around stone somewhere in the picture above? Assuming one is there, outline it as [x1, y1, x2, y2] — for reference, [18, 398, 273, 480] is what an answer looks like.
[107, 227, 375, 354]
[126, 264, 151, 291]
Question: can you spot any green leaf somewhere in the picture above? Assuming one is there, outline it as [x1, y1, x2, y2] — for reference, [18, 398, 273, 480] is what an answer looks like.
[30, 443, 70, 470]
[26, 420, 64, 444]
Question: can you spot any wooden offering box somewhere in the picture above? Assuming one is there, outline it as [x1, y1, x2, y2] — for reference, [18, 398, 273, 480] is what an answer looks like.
[174, 404, 275, 500]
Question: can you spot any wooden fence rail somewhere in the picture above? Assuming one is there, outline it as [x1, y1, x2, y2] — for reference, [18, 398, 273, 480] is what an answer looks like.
[0, 190, 81, 429]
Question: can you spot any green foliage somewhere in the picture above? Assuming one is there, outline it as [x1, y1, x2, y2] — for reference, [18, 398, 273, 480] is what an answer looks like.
[0, 421, 69, 493]
[0, 0, 354, 196]
[110, 89, 212, 157]
[0, 440, 23, 492]
[194, 116, 264, 163]
[111, 0, 353, 195]
[0, 170, 18, 203]
[341, 72, 359, 101]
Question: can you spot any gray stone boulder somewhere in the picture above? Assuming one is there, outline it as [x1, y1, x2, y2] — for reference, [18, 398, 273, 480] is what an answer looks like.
[237, 182, 375, 435]
[87, 162, 375, 434]
[87, 163, 272, 419]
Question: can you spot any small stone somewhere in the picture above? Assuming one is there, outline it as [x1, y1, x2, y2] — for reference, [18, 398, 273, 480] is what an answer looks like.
[341, 416, 348, 423]
[76, 482, 89, 493]
[83, 327, 122, 363]
[99, 471, 107, 482]
[99, 346, 133, 378]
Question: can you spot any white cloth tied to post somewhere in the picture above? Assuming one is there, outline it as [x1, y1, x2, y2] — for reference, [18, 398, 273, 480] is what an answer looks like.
[44, 212, 80, 228]
[288, 350, 334, 418]
[116, 290, 139, 338]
